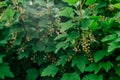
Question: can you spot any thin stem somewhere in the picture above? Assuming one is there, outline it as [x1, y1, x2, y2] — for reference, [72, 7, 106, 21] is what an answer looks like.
[79, 0, 86, 21]
[78, 0, 85, 34]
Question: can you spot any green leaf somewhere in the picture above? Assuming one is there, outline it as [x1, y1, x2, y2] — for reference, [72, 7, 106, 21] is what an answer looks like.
[82, 74, 103, 80]
[116, 55, 120, 60]
[60, 73, 80, 80]
[0, 63, 14, 79]
[1, 7, 15, 22]
[45, 41, 56, 52]
[55, 41, 69, 53]
[97, 75, 103, 80]
[90, 16, 101, 21]
[60, 21, 74, 32]
[56, 55, 67, 67]
[115, 38, 120, 42]
[115, 66, 120, 76]
[0, 2, 7, 8]
[116, 0, 120, 2]
[90, 21, 99, 31]
[114, 3, 120, 9]
[72, 55, 89, 73]
[57, 7, 74, 18]
[54, 33, 68, 40]
[85, 0, 96, 5]
[35, 54, 47, 65]
[13, 32, 24, 45]
[109, 76, 120, 80]
[99, 61, 113, 72]
[33, 41, 45, 53]
[26, 68, 39, 80]
[108, 42, 120, 52]
[116, 30, 120, 37]
[0, 55, 5, 63]
[65, 31, 79, 44]
[41, 64, 58, 77]
[62, 0, 78, 6]
[93, 50, 108, 62]
[0, 40, 7, 46]
[85, 63, 100, 74]
[101, 34, 117, 42]
[18, 49, 30, 59]
[0, 24, 4, 29]
[81, 18, 94, 30]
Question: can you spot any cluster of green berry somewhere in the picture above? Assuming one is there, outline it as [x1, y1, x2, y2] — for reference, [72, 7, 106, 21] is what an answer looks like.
[81, 30, 96, 63]
[6, 31, 17, 52]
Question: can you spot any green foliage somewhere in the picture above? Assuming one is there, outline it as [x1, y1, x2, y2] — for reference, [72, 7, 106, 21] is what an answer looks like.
[99, 61, 113, 72]
[85, 63, 99, 74]
[57, 7, 74, 18]
[114, 3, 120, 9]
[93, 50, 110, 62]
[85, 0, 96, 5]
[108, 42, 120, 52]
[62, 0, 78, 6]
[61, 73, 80, 80]
[60, 20, 74, 32]
[0, 63, 14, 79]
[0, 55, 5, 63]
[26, 68, 39, 80]
[101, 34, 117, 42]
[72, 55, 89, 73]
[82, 74, 103, 80]
[81, 19, 94, 30]
[116, 55, 120, 60]
[41, 65, 59, 77]
[0, 0, 120, 80]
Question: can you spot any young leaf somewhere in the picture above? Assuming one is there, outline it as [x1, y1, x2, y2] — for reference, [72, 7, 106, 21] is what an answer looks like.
[72, 56, 89, 73]
[62, 0, 78, 6]
[60, 73, 80, 80]
[90, 21, 99, 31]
[26, 68, 39, 80]
[85, 0, 96, 5]
[41, 64, 58, 77]
[1, 7, 15, 26]
[0, 2, 7, 8]
[114, 3, 120, 9]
